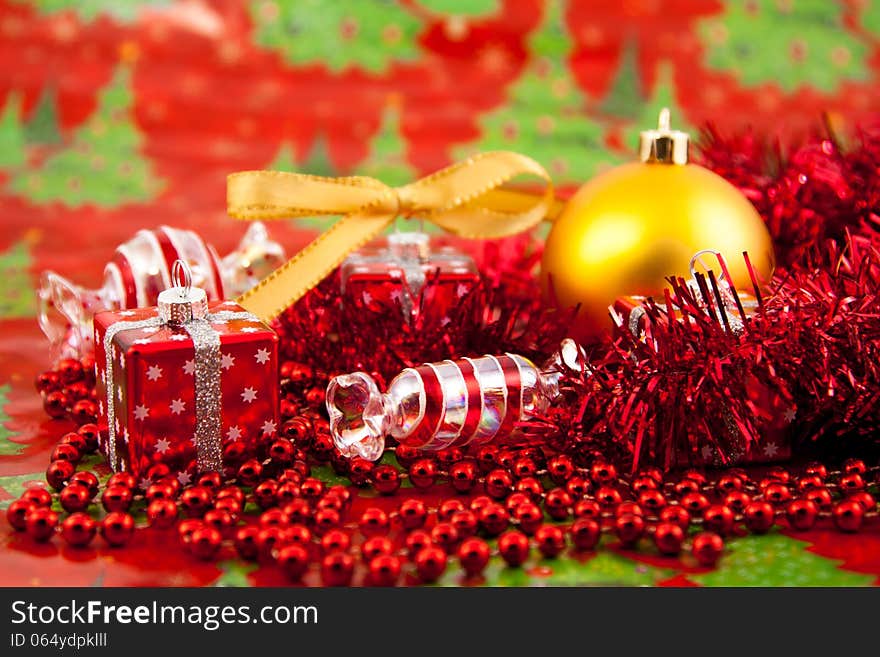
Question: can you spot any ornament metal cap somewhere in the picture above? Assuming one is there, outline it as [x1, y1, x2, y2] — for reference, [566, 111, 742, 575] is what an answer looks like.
[639, 108, 689, 165]
[158, 260, 208, 325]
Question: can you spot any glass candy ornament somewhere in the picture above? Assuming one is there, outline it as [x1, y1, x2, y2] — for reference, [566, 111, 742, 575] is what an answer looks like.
[326, 339, 586, 461]
[340, 231, 479, 321]
[39, 223, 285, 362]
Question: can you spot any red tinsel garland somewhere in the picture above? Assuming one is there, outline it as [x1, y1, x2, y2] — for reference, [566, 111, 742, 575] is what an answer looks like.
[273, 125, 880, 470]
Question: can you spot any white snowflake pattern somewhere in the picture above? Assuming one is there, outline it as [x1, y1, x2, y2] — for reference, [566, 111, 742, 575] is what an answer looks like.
[254, 348, 271, 365]
[118, 310, 136, 317]
[138, 477, 153, 491]
[362, 291, 373, 304]
[241, 387, 257, 403]
[261, 419, 277, 436]
[763, 442, 780, 458]
[222, 301, 238, 307]
[183, 359, 195, 375]
[177, 471, 192, 486]
[221, 352, 236, 370]
[226, 426, 242, 441]
[170, 398, 186, 415]
[121, 427, 129, 445]
[701, 445, 714, 461]
[117, 386, 123, 402]
[133, 405, 150, 421]
[146, 365, 163, 381]
[390, 289, 403, 302]
[170, 334, 189, 342]
[132, 338, 152, 345]
[240, 327, 261, 333]
[142, 327, 159, 335]
[783, 407, 797, 423]
[456, 284, 470, 298]
[155, 437, 171, 454]
[98, 400, 104, 416]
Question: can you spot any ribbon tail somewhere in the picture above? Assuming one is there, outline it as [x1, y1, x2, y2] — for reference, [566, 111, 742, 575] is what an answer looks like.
[236, 211, 395, 322]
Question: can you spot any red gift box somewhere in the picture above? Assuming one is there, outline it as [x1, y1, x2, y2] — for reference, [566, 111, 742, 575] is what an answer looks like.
[94, 299, 278, 484]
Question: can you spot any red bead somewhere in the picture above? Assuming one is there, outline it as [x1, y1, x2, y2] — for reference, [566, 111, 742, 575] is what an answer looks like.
[36, 370, 61, 392]
[347, 458, 375, 487]
[275, 481, 300, 506]
[565, 476, 591, 498]
[805, 487, 833, 510]
[415, 546, 447, 583]
[70, 399, 97, 425]
[313, 508, 342, 536]
[189, 525, 222, 560]
[595, 486, 622, 508]
[59, 484, 91, 513]
[358, 536, 390, 563]
[673, 479, 700, 497]
[574, 499, 602, 519]
[514, 477, 544, 501]
[25, 507, 58, 542]
[848, 491, 876, 513]
[284, 499, 313, 525]
[368, 554, 401, 587]
[145, 482, 176, 503]
[498, 530, 530, 566]
[544, 488, 573, 520]
[180, 486, 213, 518]
[394, 444, 421, 468]
[144, 465, 170, 484]
[763, 483, 792, 505]
[277, 544, 310, 581]
[255, 526, 287, 557]
[477, 503, 509, 536]
[405, 530, 433, 559]
[214, 497, 241, 519]
[321, 529, 351, 553]
[723, 490, 751, 514]
[147, 499, 178, 529]
[659, 505, 690, 531]
[570, 518, 601, 551]
[804, 462, 827, 479]
[547, 455, 575, 485]
[691, 532, 724, 567]
[435, 448, 465, 469]
[485, 468, 514, 499]
[299, 477, 325, 501]
[69, 471, 99, 497]
[57, 357, 84, 384]
[449, 460, 478, 493]
[101, 512, 135, 547]
[223, 440, 249, 465]
[839, 473, 865, 492]
[680, 492, 710, 515]
[43, 390, 69, 418]
[216, 485, 245, 505]
[653, 522, 684, 556]
[796, 475, 824, 493]
[786, 499, 818, 531]
[204, 509, 235, 535]
[59, 432, 88, 454]
[310, 433, 334, 461]
[505, 492, 532, 513]
[631, 476, 657, 494]
[496, 449, 517, 471]
[615, 501, 644, 517]
[684, 470, 707, 486]
[177, 518, 203, 544]
[431, 522, 460, 552]
[21, 487, 53, 508]
[469, 495, 493, 514]
[268, 438, 295, 464]
[438, 499, 466, 522]
[833, 500, 864, 533]
[46, 460, 74, 491]
[101, 484, 133, 513]
[590, 461, 617, 486]
[744, 502, 775, 534]
[474, 445, 500, 473]
[6, 500, 34, 531]
[372, 465, 401, 494]
[535, 525, 566, 558]
[196, 472, 222, 490]
[237, 459, 263, 486]
[359, 507, 389, 537]
[512, 457, 537, 479]
[321, 552, 355, 586]
[51, 443, 81, 464]
[61, 512, 97, 547]
[638, 489, 667, 513]
[766, 466, 790, 483]
[398, 498, 427, 529]
[716, 475, 743, 493]
[458, 537, 491, 576]
[614, 513, 645, 546]
[234, 526, 261, 560]
[513, 503, 544, 535]
[843, 458, 866, 476]
[253, 480, 278, 509]
[450, 510, 478, 538]
[703, 505, 735, 536]
[409, 459, 437, 489]
[260, 508, 290, 528]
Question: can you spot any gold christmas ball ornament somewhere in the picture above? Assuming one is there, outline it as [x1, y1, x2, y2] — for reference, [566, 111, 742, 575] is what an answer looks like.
[540, 109, 775, 340]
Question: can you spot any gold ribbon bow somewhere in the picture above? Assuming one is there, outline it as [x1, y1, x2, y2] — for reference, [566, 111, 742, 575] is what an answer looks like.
[227, 151, 557, 322]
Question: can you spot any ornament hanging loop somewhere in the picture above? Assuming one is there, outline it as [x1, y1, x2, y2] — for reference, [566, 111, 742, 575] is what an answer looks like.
[171, 259, 193, 299]
[689, 249, 726, 283]
[159, 259, 208, 325]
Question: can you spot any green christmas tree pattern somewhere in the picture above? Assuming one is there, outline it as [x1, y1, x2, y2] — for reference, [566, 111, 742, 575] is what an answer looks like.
[622, 62, 693, 154]
[0, 92, 26, 170]
[698, 0, 870, 93]
[598, 41, 642, 121]
[455, 0, 615, 183]
[13, 0, 170, 23]
[11, 65, 165, 208]
[250, 0, 423, 73]
[25, 86, 62, 147]
[0, 241, 36, 318]
[355, 104, 416, 187]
